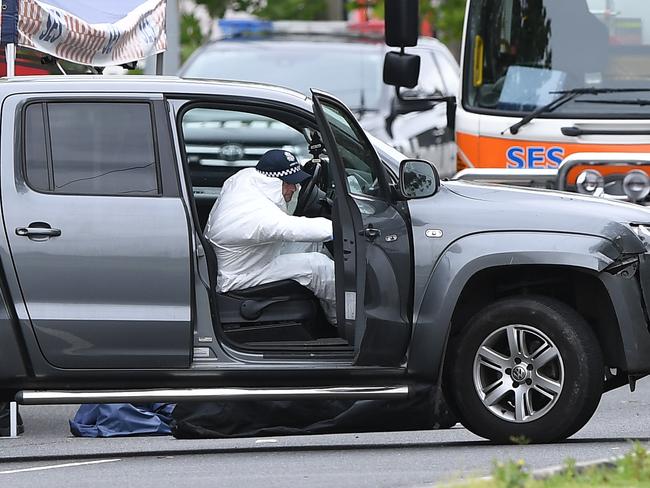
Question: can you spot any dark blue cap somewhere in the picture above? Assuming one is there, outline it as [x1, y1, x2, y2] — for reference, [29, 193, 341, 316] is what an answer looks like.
[255, 149, 311, 184]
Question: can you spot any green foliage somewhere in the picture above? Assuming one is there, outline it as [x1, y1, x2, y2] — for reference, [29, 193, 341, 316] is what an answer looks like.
[459, 442, 650, 487]
[186, 1, 466, 41]
[360, 0, 465, 43]
[181, 0, 330, 65]
[180, 12, 204, 63]
[492, 459, 529, 488]
[432, 0, 466, 44]
[618, 441, 650, 481]
[193, 0, 328, 20]
[559, 458, 577, 482]
[253, 0, 329, 20]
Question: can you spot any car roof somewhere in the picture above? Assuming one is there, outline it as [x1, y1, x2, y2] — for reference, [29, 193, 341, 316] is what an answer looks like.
[0, 75, 315, 111]
[194, 35, 386, 55]
[192, 33, 450, 55]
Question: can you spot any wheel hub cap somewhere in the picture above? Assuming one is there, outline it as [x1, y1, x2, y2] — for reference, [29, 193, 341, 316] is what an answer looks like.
[472, 324, 565, 423]
[510, 364, 528, 382]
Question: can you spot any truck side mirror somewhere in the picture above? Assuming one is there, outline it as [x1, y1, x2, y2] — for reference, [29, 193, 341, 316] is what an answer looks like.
[383, 0, 421, 89]
[385, 0, 419, 48]
[399, 159, 440, 199]
[383, 51, 421, 89]
[391, 90, 436, 115]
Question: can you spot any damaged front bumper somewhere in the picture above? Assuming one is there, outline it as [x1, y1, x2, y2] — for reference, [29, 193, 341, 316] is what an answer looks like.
[601, 251, 650, 375]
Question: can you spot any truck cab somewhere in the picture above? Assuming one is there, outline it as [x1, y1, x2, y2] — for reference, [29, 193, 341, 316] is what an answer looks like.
[456, 0, 650, 203]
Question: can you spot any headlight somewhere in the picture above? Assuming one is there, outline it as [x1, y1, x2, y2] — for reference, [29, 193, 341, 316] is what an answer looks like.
[630, 223, 650, 249]
[576, 169, 604, 196]
[623, 170, 650, 202]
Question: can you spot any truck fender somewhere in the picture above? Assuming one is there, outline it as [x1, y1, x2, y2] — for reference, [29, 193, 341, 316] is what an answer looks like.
[407, 231, 617, 379]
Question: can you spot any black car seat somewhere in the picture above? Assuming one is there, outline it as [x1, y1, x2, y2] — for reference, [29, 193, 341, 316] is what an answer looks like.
[217, 279, 331, 344]
[199, 204, 324, 342]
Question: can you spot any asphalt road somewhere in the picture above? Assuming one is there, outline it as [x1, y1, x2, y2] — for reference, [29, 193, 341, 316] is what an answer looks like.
[2, 379, 650, 487]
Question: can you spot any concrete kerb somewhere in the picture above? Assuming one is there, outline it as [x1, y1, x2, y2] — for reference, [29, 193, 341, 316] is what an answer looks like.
[434, 455, 623, 487]
[529, 454, 621, 479]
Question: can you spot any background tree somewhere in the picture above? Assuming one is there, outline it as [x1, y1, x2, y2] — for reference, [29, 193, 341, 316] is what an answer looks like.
[193, 0, 329, 20]
[182, 1, 466, 60]
[181, 12, 204, 61]
[366, 0, 465, 44]
[431, 0, 465, 44]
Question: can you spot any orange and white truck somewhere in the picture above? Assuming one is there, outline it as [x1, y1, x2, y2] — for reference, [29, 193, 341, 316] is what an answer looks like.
[385, 0, 650, 204]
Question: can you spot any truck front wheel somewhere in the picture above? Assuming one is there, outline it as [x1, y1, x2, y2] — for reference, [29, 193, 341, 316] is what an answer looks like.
[448, 296, 603, 443]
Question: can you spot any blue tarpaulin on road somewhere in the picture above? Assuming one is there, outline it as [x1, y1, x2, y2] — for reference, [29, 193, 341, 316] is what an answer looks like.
[69, 403, 175, 438]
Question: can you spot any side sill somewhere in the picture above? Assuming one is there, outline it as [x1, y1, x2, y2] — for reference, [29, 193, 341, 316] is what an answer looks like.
[17, 385, 410, 405]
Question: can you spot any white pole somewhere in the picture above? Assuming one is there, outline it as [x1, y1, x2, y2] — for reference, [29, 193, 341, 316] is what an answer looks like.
[165, 0, 180, 74]
[6, 43, 16, 78]
[145, 0, 179, 75]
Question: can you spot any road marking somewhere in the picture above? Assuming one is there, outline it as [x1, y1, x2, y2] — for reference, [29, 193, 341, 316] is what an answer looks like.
[0, 458, 121, 475]
[255, 439, 278, 444]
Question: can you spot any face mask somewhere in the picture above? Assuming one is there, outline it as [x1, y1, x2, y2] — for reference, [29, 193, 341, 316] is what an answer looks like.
[286, 183, 301, 214]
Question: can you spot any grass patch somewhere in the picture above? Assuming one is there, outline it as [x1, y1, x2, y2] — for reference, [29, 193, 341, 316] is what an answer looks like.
[458, 442, 650, 487]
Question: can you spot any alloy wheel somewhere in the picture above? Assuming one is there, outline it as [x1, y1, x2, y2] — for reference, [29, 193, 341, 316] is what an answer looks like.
[472, 324, 564, 423]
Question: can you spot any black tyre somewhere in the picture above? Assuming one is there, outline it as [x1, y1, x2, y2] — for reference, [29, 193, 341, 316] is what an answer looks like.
[448, 296, 603, 443]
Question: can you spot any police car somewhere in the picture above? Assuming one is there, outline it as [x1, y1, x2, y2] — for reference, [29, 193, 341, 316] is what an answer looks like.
[179, 19, 460, 177]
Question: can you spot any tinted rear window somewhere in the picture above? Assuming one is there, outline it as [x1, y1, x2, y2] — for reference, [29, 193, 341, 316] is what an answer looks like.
[24, 102, 160, 196]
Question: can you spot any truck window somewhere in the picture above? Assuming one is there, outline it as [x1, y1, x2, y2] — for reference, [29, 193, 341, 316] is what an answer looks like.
[24, 103, 49, 192]
[23, 102, 159, 196]
[465, 0, 650, 115]
[320, 101, 386, 198]
[180, 106, 310, 227]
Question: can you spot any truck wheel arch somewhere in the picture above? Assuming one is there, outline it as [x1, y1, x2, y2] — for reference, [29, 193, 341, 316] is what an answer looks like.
[408, 232, 621, 380]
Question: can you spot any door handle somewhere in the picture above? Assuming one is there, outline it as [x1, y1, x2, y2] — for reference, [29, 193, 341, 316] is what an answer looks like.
[16, 224, 61, 238]
[359, 225, 381, 241]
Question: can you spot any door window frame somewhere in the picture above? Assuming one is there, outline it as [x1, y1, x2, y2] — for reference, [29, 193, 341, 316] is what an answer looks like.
[19, 98, 164, 198]
[313, 92, 393, 202]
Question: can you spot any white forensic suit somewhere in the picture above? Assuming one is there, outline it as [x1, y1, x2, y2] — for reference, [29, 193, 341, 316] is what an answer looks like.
[205, 168, 336, 322]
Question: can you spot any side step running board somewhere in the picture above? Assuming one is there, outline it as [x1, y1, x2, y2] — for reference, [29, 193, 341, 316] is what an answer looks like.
[16, 385, 409, 405]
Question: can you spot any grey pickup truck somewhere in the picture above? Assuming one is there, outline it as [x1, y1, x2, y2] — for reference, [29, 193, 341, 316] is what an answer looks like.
[2, 76, 650, 443]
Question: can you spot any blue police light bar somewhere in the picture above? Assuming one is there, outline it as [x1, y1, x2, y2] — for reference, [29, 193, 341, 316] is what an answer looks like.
[218, 19, 273, 37]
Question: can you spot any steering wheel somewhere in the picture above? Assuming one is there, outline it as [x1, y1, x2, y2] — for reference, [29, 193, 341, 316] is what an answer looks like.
[294, 162, 321, 216]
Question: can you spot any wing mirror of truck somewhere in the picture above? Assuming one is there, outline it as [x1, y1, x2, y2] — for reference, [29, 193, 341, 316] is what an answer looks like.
[399, 159, 440, 199]
[385, 89, 438, 137]
[382, 0, 457, 132]
[383, 55, 457, 131]
[383, 0, 421, 89]
[385, 0, 419, 48]
[383, 51, 421, 89]
[391, 89, 437, 115]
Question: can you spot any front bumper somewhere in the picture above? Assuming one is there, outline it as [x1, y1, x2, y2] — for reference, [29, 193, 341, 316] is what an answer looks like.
[454, 152, 650, 205]
[602, 253, 650, 374]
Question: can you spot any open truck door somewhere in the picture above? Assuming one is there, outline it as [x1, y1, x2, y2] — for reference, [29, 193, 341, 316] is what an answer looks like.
[312, 89, 414, 366]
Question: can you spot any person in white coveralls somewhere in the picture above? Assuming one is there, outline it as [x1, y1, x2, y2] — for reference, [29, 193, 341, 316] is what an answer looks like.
[204, 149, 336, 323]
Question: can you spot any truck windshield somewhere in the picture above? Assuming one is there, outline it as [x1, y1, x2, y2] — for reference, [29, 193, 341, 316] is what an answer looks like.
[465, 0, 650, 116]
